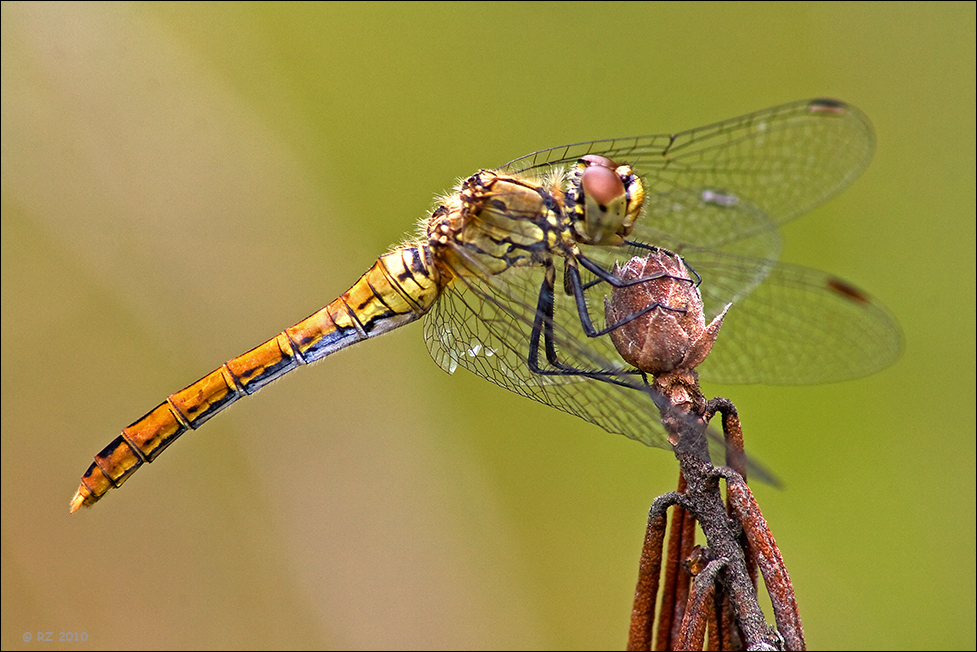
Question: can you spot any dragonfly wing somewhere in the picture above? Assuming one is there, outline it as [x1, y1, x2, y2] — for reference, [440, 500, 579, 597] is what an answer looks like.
[579, 237, 901, 385]
[423, 256, 672, 450]
[500, 98, 874, 243]
[582, 234, 901, 385]
[422, 251, 779, 484]
[690, 257, 903, 384]
[637, 187, 782, 254]
[583, 188, 783, 323]
[574, 180, 900, 384]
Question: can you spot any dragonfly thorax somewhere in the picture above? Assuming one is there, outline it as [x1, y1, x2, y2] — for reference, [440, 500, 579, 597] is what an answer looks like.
[425, 170, 567, 278]
[567, 155, 645, 246]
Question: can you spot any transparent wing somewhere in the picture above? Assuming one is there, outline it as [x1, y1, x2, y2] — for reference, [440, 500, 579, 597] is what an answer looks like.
[499, 98, 874, 248]
[422, 245, 777, 484]
[583, 188, 783, 320]
[690, 256, 903, 384]
[564, 246, 901, 385]
[424, 250, 669, 450]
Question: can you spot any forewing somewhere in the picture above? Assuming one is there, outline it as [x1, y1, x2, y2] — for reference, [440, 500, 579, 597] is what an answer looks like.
[582, 188, 783, 323]
[499, 98, 874, 247]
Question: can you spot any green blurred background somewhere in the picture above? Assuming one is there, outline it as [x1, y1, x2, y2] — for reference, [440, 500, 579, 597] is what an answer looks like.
[2, 2, 973, 649]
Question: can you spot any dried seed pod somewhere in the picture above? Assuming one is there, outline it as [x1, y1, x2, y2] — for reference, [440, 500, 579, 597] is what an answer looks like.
[604, 252, 729, 375]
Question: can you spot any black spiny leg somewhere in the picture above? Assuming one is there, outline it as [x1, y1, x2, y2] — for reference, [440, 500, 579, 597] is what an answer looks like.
[527, 260, 648, 389]
[527, 260, 567, 373]
[566, 253, 695, 338]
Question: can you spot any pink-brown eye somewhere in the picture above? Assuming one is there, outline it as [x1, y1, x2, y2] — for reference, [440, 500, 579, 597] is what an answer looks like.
[582, 163, 625, 209]
[579, 154, 617, 169]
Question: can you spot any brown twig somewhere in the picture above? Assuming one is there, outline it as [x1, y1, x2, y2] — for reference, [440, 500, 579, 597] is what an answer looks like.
[676, 558, 725, 650]
[671, 434, 777, 649]
[656, 474, 698, 650]
[705, 398, 747, 482]
[628, 492, 681, 650]
[724, 473, 805, 651]
[709, 396, 759, 649]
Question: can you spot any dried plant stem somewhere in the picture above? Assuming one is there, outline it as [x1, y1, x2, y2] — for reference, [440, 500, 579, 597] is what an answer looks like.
[724, 474, 805, 651]
[628, 493, 679, 650]
[675, 558, 725, 650]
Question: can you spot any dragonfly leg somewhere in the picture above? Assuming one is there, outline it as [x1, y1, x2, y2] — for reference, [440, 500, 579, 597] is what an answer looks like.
[526, 260, 649, 388]
[567, 255, 694, 337]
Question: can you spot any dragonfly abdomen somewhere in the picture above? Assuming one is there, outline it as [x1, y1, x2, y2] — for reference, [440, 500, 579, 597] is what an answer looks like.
[70, 246, 442, 512]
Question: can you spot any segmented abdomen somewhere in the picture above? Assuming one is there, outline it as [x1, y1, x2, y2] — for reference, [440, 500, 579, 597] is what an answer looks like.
[70, 246, 441, 511]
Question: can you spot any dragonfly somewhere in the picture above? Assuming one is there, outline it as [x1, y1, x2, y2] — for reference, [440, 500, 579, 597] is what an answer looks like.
[70, 98, 902, 513]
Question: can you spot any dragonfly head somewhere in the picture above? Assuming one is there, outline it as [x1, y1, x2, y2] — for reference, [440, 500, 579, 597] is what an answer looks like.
[567, 155, 645, 246]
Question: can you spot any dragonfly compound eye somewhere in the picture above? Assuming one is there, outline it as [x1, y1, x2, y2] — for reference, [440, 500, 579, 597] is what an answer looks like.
[579, 154, 618, 169]
[582, 163, 625, 208]
[576, 160, 628, 245]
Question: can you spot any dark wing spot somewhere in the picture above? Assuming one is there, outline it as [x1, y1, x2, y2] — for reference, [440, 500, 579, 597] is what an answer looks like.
[827, 278, 870, 304]
[808, 99, 848, 116]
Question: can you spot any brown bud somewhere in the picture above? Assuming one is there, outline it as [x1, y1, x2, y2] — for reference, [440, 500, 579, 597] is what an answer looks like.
[604, 252, 728, 375]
